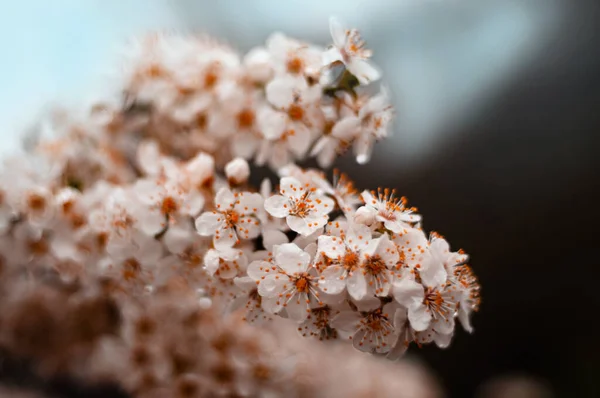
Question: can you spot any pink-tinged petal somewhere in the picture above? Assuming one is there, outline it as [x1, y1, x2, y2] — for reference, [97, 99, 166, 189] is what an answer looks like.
[355, 295, 381, 312]
[286, 124, 312, 158]
[238, 217, 261, 240]
[233, 276, 256, 292]
[266, 32, 291, 61]
[360, 190, 376, 206]
[247, 260, 274, 280]
[329, 17, 347, 48]
[137, 210, 166, 236]
[303, 242, 317, 261]
[352, 328, 369, 352]
[458, 306, 474, 333]
[231, 133, 260, 159]
[374, 235, 400, 267]
[258, 108, 286, 140]
[322, 47, 344, 66]
[262, 229, 289, 251]
[234, 192, 263, 215]
[393, 307, 409, 329]
[434, 316, 455, 335]
[258, 274, 285, 298]
[318, 265, 345, 295]
[315, 195, 335, 215]
[420, 253, 448, 288]
[331, 310, 362, 331]
[264, 195, 290, 218]
[261, 296, 283, 314]
[398, 212, 422, 224]
[347, 271, 367, 301]
[279, 177, 304, 199]
[382, 219, 406, 234]
[344, 223, 372, 252]
[218, 247, 242, 262]
[183, 192, 205, 216]
[331, 116, 361, 140]
[213, 227, 237, 249]
[285, 294, 309, 322]
[386, 333, 409, 361]
[393, 278, 425, 307]
[408, 302, 431, 332]
[348, 58, 381, 85]
[286, 215, 311, 235]
[215, 187, 236, 210]
[354, 134, 374, 165]
[195, 211, 221, 236]
[433, 332, 453, 348]
[134, 179, 163, 206]
[204, 249, 220, 276]
[274, 243, 310, 274]
[265, 76, 297, 109]
[268, 142, 290, 170]
[317, 235, 344, 259]
[218, 262, 239, 279]
[353, 206, 376, 225]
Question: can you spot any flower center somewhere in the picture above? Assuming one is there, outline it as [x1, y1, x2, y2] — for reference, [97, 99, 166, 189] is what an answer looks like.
[224, 210, 240, 228]
[204, 69, 219, 88]
[237, 108, 255, 128]
[196, 113, 208, 129]
[343, 250, 359, 271]
[286, 56, 304, 74]
[27, 194, 46, 211]
[363, 255, 386, 275]
[362, 309, 391, 333]
[161, 196, 179, 216]
[287, 104, 304, 121]
[294, 273, 312, 293]
[122, 258, 141, 281]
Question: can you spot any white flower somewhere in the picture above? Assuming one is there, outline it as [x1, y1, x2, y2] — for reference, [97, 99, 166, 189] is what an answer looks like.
[246, 243, 321, 322]
[324, 17, 380, 85]
[256, 76, 323, 168]
[204, 246, 247, 279]
[266, 32, 322, 77]
[316, 222, 372, 300]
[230, 276, 273, 323]
[133, 177, 204, 235]
[392, 274, 456, 334]
[316, 170, 362, 216]
[195, 187, 263, 248]
[332, 302, 399, 353]
[224, 157, 250, 185]
[319, 228, 399, 299]
[453, 264, 480, 333]
[352, 90, 394, 164]
[264, 177, 334, 236]
[297, 305, 340, 341]
[359, 189, 421, 233]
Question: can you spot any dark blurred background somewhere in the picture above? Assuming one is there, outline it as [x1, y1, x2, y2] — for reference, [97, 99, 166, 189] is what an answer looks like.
[1, 0, 599, 397]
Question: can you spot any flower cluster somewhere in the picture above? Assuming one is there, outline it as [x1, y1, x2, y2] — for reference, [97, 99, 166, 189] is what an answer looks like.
[119, 17, 391, 168]
[0, 16, 480, 396]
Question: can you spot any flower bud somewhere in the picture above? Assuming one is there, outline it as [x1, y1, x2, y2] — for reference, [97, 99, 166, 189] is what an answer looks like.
[353, 206, 376, 226]
[225, 158, 250, 185]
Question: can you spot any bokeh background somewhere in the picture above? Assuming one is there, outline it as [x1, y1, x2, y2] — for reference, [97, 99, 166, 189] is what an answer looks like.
[1, 0, 599, 397]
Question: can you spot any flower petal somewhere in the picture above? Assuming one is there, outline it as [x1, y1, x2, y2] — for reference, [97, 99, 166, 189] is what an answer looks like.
[347, 271, 367, 301]
[408, 302, 431, 332]
[195, 211, 221, 236]
[393, 278, 424, 307]
[264, 195, 290, 218]
[318, 265, 345, 295]
[329, 17, 347, 48]
[274, 243, 310, 274]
